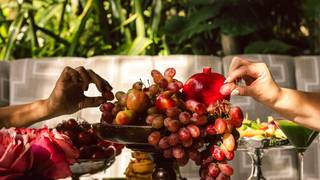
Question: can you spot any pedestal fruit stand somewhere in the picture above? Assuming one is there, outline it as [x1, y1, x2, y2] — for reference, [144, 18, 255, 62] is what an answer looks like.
[95, 67, 244, 179]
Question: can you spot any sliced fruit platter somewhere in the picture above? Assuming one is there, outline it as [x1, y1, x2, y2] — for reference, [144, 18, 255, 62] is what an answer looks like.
[96, 67, 244, 180]
[237, 116, 289, 149]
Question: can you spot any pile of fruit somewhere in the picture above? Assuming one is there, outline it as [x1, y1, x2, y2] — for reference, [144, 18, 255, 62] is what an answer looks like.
[56, 119, 124, 159]
[238, 116, 286, 140]
[124, 151, 155, 180]
[100, 67, 244, 180]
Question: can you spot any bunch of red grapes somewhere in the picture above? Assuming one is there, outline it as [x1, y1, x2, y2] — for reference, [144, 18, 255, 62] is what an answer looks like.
[99, 67, 243, 180]
[56, 119, 124, 159]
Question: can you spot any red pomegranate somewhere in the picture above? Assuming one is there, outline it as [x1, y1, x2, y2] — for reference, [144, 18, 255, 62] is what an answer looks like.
[182, 67, 229, 106]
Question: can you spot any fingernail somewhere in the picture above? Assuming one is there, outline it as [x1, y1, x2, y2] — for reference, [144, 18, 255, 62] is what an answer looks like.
[231, 89, 239, 96]
[224, 77, 231, 84]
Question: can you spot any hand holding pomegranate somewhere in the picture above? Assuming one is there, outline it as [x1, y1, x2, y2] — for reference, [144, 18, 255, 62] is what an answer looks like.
[220, 57, 281, 107]
[221, 56, 320, 131]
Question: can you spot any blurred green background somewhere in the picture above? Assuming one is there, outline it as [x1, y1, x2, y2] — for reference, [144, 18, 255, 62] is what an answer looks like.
[0, 0, 320, 61]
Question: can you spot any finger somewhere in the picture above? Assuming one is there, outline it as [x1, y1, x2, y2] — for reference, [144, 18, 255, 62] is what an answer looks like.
[220, 82, 252, 97]
[76, 66, 90, 91]
[229, 57, 251, 72]
[102, 91, 115, 101]
[63, 67, 81, 83]
[220, 83, 237, 95]
[225, 64, 260, 84]
[232, 86, 252, 97]
[58, 66, 72, 82]
[87, 69, 113, 92]
[79, 96, 106, 109]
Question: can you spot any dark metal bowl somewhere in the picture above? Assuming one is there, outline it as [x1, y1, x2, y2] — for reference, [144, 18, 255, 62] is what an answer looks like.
[93, 123, 154, 145]
[70, 156, 115, 179]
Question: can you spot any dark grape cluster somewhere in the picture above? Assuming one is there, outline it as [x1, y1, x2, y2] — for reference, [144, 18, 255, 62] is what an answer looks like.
[99, 68, 244, 179]
[56, 119, 124, 159]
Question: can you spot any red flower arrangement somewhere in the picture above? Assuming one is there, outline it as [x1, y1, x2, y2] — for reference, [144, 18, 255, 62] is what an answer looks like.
[0, 126, 79, 180]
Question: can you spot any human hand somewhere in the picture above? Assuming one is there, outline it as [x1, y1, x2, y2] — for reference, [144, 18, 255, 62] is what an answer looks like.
[46, 66, 114, 117]
[220, 57, 281, 106]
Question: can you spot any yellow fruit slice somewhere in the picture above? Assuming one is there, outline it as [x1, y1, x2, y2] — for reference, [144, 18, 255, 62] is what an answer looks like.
[132, 160, 155, 174]
[132, 151, 151, 160]
[240, 128, 265, 138]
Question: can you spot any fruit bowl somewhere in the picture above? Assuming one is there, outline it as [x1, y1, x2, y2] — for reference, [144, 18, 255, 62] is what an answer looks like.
[93, 123, 159, 152]
[70, 156, 115, 180]
[93, 123, 154, 145]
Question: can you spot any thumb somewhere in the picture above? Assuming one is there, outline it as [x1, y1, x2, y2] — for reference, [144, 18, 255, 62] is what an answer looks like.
[79, 96, 106, 109]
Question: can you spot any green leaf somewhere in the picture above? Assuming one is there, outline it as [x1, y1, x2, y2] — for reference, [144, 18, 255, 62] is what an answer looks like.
[216, 4, 260, 36]
[67, 0, 93, 56]
[1, 1, 35, 10]
[112, 14, 137, 31]
[244, 40, 294, 54]
[187, 5, 221, 26]
[58, 0, 68, 34]
[0, 11, 24, 61]
[93, 0, 110, 44]
[165, 5, 221, 44]
[125, 37, 152, 55]
[150, 0, 162, 37]
[179, 23, 218, 43]
[36, 4, 62, 27]
[134, 0, 145, 37]
[304, 0, 320, 20]
[110, 0, 132, 44]
[36, 25, 69, 45]
[217, 15, 257, 36]
[164, 16, 187, 35]
[165, 5, 221, 36]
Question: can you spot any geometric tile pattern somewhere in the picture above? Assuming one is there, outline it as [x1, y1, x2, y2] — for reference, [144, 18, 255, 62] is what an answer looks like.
[294, 56, 320, 180]
[6, 55, 319, 179]
[0, 62, 9, 107]
[294, 56, 320, 92]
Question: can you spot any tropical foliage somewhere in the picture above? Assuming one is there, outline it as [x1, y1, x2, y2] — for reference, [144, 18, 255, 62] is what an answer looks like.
[0, 0, 319, 61]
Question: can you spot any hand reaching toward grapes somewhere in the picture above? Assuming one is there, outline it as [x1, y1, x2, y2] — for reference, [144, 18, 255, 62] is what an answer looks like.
[47, 66, 114, 117]
[0, 66, 113, 128]
[221, 57, 320, 131]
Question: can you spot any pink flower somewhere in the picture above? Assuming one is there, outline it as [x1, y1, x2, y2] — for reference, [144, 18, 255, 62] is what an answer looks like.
[0, 127, 80, 180]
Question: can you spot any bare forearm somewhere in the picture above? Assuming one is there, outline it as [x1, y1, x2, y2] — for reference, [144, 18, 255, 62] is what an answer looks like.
[0, 99, 52, 128]
[271, 88, 320, 131]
